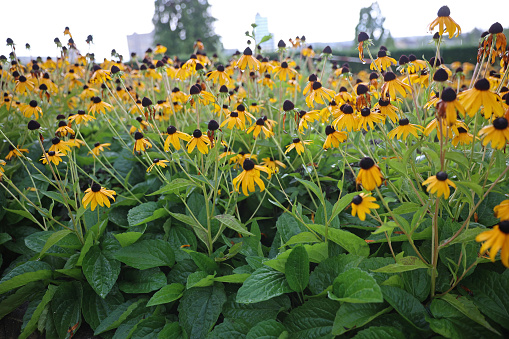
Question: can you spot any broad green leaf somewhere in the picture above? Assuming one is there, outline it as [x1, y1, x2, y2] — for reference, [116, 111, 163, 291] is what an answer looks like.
[0, 281, 41, 321]
[283, 232, 321, 246]
[236, 266, 293, 304]
[130, 315, 167, 339]
[441, 293, 500, 335]
[148, 178, 197, 196]
[333, 303, 392, 335]
[83, 245, 121, 298]
[402, 269, 430, 302]
[443, 227, 485, 247]
[82, 284, 124, 331]
[214, 274, 250, 283]
[94, 297, 147, 335]
[178, 284, 227, 339]
[285, 245, 309, 292]
[246, 319, 286, 339]
[329, 268, 383, 303]
[113, 231, 144, 247]
[214, 214, 253, 236]
[294, 177, 325, 204]
[222, 294, 291, 326]
[330, 192, 358, 222]
[3, 208, 40, 225]
[169, 212, 208, 245]
[259, 34, 273, 44]
[456, 181, 484, 198]
[265, 243, 327, 273]
[372, 256, 428, 273]
[380, 285, 427, 330]
[186, 271, 215, 288]
[158, 322, 183, 339]
[309, 254, 365, 295]
[36, 229, 72, 259]
[352, 326, 405, 339]
[284, 298, 339, 339]
[0, 261, 52, 294]
[127, 202, 168, 226]
[445, 151, 469, 168]
[114, 239, 175, 270]
[207, 318, 250, 338]
[387, 158, 407, 175]
[307, 223, 369, 257]
[51, 281, 82, 339]
[147, 283, 185, 306]
[19, 284, 57, 339]
[276, 213, 308, 244]
[118, 268, 167, 294]
[181, 249, 217, 274]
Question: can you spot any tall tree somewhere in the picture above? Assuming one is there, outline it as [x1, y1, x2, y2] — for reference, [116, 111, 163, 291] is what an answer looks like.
[152, 0, 221, 55]
[354, 2, 386, 48]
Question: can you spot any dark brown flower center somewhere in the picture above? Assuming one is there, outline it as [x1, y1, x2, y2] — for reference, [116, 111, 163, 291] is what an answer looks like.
[436, 171, 448, 181]
[359, 157, 375, 169]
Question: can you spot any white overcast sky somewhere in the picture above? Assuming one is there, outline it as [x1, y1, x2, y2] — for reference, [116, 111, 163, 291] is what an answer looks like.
[0, 0, 507, 60]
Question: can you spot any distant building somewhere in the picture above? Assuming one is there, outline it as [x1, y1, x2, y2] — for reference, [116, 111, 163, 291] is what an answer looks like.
[127, 31, 154, 58]
[255, 13, 274, 52]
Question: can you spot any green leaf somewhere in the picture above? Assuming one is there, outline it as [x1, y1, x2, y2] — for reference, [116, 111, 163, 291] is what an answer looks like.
[147, 283, 185, 306]
[51, 281, 82, 339]
[246, 319, 286, 339]
[285, 245, 309, 292]
[181, 249, 217, 274]
[94, 297, 147, 335]
[158, 322, 184, 339]
[380, 285, 427, 330]
[387, 158, 407, 175]
[329, 268, 383, 303]
[214, 274, 250, 283]
[178, 284, 227, 339]
[284, 298, 339, 339]
[148, 178, 197, 196]
[83, 245, 121, 298]
[332, 303, 392, 335]
[169, 211, 208, 245]
[222, 295, 291, 326]
[236, 266, 293, 304]
[294, 178, 325, 204]
[352, 326, 405, 339]
[118, 268, 167, 294]
[443, 227, 485, 247]
[456, 181, 484, 198]
[19, 284, 57, 339]
[0, 261, 52, 294]
[214, 214, 254, 236]
[402, 269, 430, 302]
[3, 207, 40, 225]
[127, 202, 168, 226]
[307, 223, 369, 257]
[130, 315, 167, 339]
[113, 231, 144, 247]
[114, 239, 175, 270]
[82, 284, 124, 331]
[207, 318, 250, 338]
[330, 193, 362, 222]
[372, 256, 428, 273]
[276, 213, 308, 244]
[309, 254, 365, 295]
[283, 232, 321, 246]
[441, 293, 500, 335]
[445, 151, 469, 168]
[36, 229, 72, 259]
[259, 34, 273, 44]
[186, 271, 215, 288]
[0, 281, 41, 321]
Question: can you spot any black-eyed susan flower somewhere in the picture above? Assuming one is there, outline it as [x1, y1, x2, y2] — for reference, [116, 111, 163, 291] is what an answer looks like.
[478, 117, 509, 149]
[235, 104, 255, 126]
[458, 78, 503, 118]
[302, 45, 315, 58]
[476, 220, 509, 267]
[15, 75, 35, 95]
[357, 32, 370, 63]
[334, 86, 355, 105]
[55, 120, 75, 137]
[88, 96, 113, 115]
[370, 49, 396, 72]
[90, 66, 112, 84]
[261, 157, 286, 173]
[285, 138, 311, 155]
[187, 129, 210, 154]
[436, 87, 465, 124]
[356, 157, 383, 191]
[207, 65, 231, 86]
[40, 150, 65, 165]
[428, 6, 461, 39]
[189, 84, 215, 106]
[451, 127, 474, 146]
[381, 72, 412, 99]
[133, 132, 152, 153]
[303, 74, 317, 96]
[154, 44, 167, 54]
[258, 73, 274, 89]
[485, 22, 507, 64]
[305, 81, 335, 108]
[164, 126, 191, 151]
[297, 110, 321, 132]
[233, 152, 257, 169]
[388, 118, 423, 140]
[89, 142, 111, 157]
[220, 111, 245, 130]
[323, 125, 347, 149]
[5, 145, 29, 161]
[407, 54, 427, 73]
[147, 158, 169, 172]
[495, 200, 509, 220]
[0, 160, 5, 180]
[49, 137, 71, 155]
[333, 104, 359, 132]
[82, 183, 116, 211]
[232, 158, 271, 196]
[69, 110, 95, 125]
[373, 97, 399, 123]
[249, 102, 260, 114]
[67, 135, 86, 148]
[236, 47, 260, 71]
[351, 193, 380, 221]
[21, 100, 43, 119]
[358, 108, 383, 131]
[247, 118, 274, 139]
[422, 171, 456, 199]
[273, 61, 298, 82]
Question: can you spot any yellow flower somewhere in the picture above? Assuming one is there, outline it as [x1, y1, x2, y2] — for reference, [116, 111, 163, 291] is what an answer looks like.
[154, 44, 167, 54]
[0, 160, 5, 179]
[494, 200, 509, 221]
[88, 96, 113, 115]
[246, 118, 274, 139]
[15, 75, 35, 95]
[381, 72, 412, 99]
[428, 6, 461, 39]
[356, 157, 383, 191]
[90, 66, 112, 84]
[5, 145, 29, 161]
[207, 65, 231, 86]
[476, 221, 509, 267]
[351, 193, 379, 221]
[357, 108, 383, 131]
[298, 110, 321, 132]
[458, 78, 503, 118]
[478, 117, 509, 149]
[258, 74, 275, 89]
[220, 112, 245, 130]
[82, 183, 116, 211]
[235, 104, 255, 126]
[451, 127, 474, 146]
[232, 159, 271, 196]
[285, 138, 311, 155]
[422, 171, 456, 199]
[436, 87, 465, 125]
[305, 81, 335, 108]
[373, 98, 399, 123]
[333, 104, 359, 132]
[273, 61, 298, 82]
[133, 132, 152, 153]
[21, 100, 43, 119]
[387, 118, 423, 140]
[187, 129, 210, 154]
[164, 126, 191, 151]
[55, 120, 75, 137]
[40, 151, 65, 166]
[323, 125, 347, 149]
[260, 157, 286, 173]
[67, 136, 86, 148]
[370, 49, 397, 71]
[147, 158, 169, 172]
[69, 110, 96, 125]
[302, 46, 315, 58]
[236, 47, 260, 71]
[89, 143, 111, 157]
[49, 137, 71, 155]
